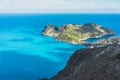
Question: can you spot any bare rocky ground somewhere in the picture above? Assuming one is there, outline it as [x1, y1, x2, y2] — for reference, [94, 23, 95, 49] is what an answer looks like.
[51, 44, 120, 80]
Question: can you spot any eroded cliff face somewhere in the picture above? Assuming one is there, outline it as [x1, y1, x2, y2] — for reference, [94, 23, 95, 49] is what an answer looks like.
[42, 24, 60, 36]
[51, 44, 120, 80]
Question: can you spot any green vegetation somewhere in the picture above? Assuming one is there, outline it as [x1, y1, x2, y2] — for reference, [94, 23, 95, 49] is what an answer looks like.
[56, 25, 89, 43]
[56, 23, 107, 43]
[43, 23, 115, 44]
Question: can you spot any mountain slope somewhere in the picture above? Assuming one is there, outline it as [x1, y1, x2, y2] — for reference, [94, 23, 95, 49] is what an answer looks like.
[51, 44, 120, 80]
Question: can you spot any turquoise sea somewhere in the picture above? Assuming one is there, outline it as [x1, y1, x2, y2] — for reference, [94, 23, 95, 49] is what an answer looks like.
[0, 14, 120, 80]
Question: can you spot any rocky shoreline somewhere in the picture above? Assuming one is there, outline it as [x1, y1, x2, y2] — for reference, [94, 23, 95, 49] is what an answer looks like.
[89, 36, 120, 48]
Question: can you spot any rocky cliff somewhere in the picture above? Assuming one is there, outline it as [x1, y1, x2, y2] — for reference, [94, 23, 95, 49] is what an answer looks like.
[51, 43, 120, 80]
[42, 23, 115, 44]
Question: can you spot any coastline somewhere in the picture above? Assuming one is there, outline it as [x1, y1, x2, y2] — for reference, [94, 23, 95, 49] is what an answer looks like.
[49, 34, 116, 47]
[42, 23, 115, 46]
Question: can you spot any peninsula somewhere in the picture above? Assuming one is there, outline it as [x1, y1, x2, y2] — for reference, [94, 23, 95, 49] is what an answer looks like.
[42, 23, 115, 44]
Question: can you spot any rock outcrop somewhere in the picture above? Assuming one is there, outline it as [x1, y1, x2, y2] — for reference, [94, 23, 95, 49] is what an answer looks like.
[42, 24, 60, 36]
[94, 36, 120, 46]
[97, 36, 120, 44]
[51, 44, 120, 80]
[42, 23, 115, 44]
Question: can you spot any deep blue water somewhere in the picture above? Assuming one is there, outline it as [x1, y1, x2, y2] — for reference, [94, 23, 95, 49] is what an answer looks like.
[0, 14, 120, 80]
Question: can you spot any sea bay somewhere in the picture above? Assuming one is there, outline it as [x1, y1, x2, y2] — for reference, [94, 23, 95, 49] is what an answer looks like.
[0, 14, 120, 80]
